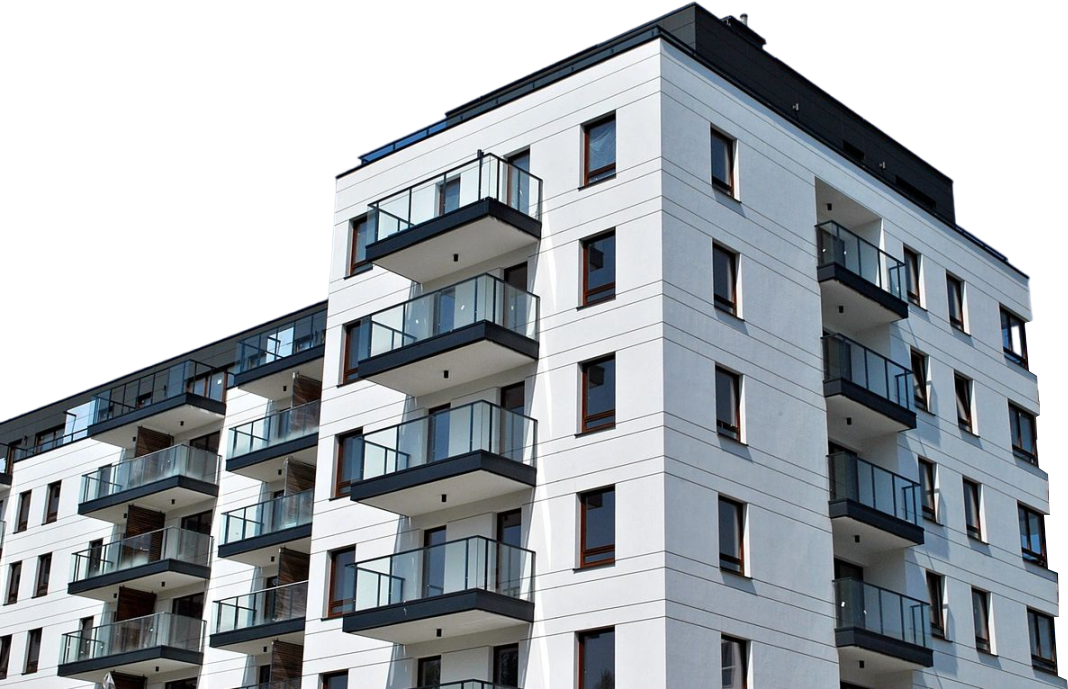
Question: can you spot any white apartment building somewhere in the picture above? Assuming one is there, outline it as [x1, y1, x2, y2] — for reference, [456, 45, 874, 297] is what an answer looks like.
[0, 5, 1060, 689]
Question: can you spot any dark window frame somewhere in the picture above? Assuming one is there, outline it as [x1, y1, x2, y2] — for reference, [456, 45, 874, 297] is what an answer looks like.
[342, 321, 362, 384]
[4, 562, 20, 605]
[718, 496, 746, 575]
[14, 491, 30, 533]
[963, 479, 983, 540]
[43, 481, 61, 524]
[580, 355, 616, 433]
[581, 230, 616, 306]
[715, 366, 742, 441]
[1028, 608, 1058, 673]
[721, 634, 749, 689]
[23, 628, 41, 674]
[577, 627, 615, 689]
[926, 571, 946, 638]
[327, 547, 356, 618]
[32, 553, 50, 598]
[954, 373, 974, 433]
[910, 349, 929, 411]
[579, 487, 616, 569]
[918, 458, 937, 522]
[1019, 503, 1048, 567]
[0, 634, 10, 680]
[417, 655, 441, 686]
[321, 670, 349, 689]
[335, 429, 363, 498]
[946, 274, 966, 332]
[903, 247, 922, 306]
[710, 127, 736, 195]
[972, 588, 992, 654]
[713, 244, 739, 316]
[494, 642, 520, 686]
[33, 425, 64, 449]
[1009, 403, 1038, 464]
[1001, 307, 1029, 368]
[348, 214, 373, 276]
[582, 114, 617, 187]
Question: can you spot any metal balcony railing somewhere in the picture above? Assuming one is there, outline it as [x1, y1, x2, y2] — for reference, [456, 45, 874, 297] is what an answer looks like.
[221, 490, 313, 545]
[816, 221, 906, 300]
[413, 683, 521, 689]
[59, 612, 205, 664]
[214, 581, 308, 634]
[81, 445, 219, 503]
[235, 310, 327, 375]
[823, 334, 914, 413]
[834, 578, 930, 649]
[91, 360, 228, 424]
[228, 400, 320, 458]
[829, 452, 921, 526]
[71, 527, 212, 583]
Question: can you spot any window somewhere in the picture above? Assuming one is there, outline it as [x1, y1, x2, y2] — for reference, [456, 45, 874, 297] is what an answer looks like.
[580, 487, 615, 568]
[23, 628, 40, 674]
[43, 481, 60, 524]
[710, 128, 735, 194]
[582, 231, 616, 305]
[919, 459, 937, 521]
[1001, 308, 1029, 368]
[507, 149, 532, 212]
[32, 554, 50, 598]
[5, 562, 20, 605]
[172, 592, 205, 619]
[580, 356, 616, 433]
[963, 479, 982, 540]
[578, 627, 615, 689]
[34, 425, 63, 449]
[954, 373, 974, 433]
[165, 680, 198, 689]
[910, 350, 929, 411]
[1019, 504, 1048, 567]
[713, 244, 739, 315]
[349, 215, 372, 275]
[926, 571, 945, 638]
[715, 367, 741, 441]
[327, 547, 356, 617]
[582, 115, 616, 186]
[721, 635, 748, 689]
[903, 247, 922, 306]
[342, 321, 362, 384]
[181, 510, 213, 535]
[494, 643, 519, 686]
[14, 491, 30, 533]
[415, 656, 441, 686]
[321, 671, 348, 689]
[719, 497, 745, 575]
[946, 274, 966, 331]
[0, 635, 9, 680]
[1009, 403, 1037, 463]
[972, 588, 991, 653]
[1028, 609, 1058, 673]
[335, 430, 363, 497]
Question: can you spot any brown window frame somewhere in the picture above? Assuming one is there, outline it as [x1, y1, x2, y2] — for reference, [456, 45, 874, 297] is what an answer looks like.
[577, 627, 615, 689]
[946, 274, 966, 331]
[1019, 503, 1048, 567]
[4, 562, 20, 605]
[14, 491, 30, 533]
[580, 355, 616, 433]
[342, 321, 362, 384]
[910, 349, 929, 411]
[710, 127, 736, 194]
[348, 214, 373, 276]
[972, 588, 991, 654]
[918, 458, 937, 522]
[954, 373, 973, 432]
[1028, 608, 1058, 673]
[335, 429, 363, 498]
[1001, 307, 1029, 368]
[1009, 403, 1038, 464]
[579, 487, 616, 568]
[963, 479, 982, 540]
[23, 628, 41, 674]
[721, 634, 748, 689]
[718, 496, 745, 575]
[903, 247, 922, 306]
[582, 114, 616, 186]
[713, 244, 739, 315]
[926, 571, 946, 638]
[321, 671, 349, 689]
[327, 547, 356, 618]
[715, 366, 742, 441]
[43, 481, 61, 524]
[581, 230, 616, 306]
[32, 553, 50, 598]
[33, 425, 64, 449]
[0, 634, 10, 680]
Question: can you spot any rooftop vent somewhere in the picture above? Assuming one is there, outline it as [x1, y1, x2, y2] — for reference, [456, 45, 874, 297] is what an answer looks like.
[721, 14, 766, 49]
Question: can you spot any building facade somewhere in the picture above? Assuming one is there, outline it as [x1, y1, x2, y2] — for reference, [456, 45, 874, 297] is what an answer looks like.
[0, 5, 1060, 689]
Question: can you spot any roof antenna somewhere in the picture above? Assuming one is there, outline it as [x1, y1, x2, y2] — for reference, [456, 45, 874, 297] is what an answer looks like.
[740, 13, 749, 25]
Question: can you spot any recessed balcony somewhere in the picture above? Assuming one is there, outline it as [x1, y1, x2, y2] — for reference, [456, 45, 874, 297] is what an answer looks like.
[823, 334, 916, 444]
[343, 535, 534, 644]
[828, 452, 923, 557]
[79, 445, 219, 523]
[816, 221, 908, 332]
[835, 578, 933, 680]
[366, 152, 542, 283]
[232, 310, 327, 399]
[210, 581, 308, 653]
[87, 360, 228, 446]
[57, 612, 205, 682]
[226, 400, 320, 482]
[68, 527, 212, 600]
[354, 273, 539, 396]
[350, 400, 536, 516]
[218, 490, 313, 566]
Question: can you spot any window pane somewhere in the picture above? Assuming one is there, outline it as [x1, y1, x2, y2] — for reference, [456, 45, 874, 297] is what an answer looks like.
[584, 232, 616, 304]
[713, 246, 737, 313]
[344, 323, 362, 383]
[582, 488, 615, 565]
[711, 131, 734, 191]
[329, 549, 356, 616]
[947, 276, 964, 328]
[580, 628, 615, 689]
[919, 460, 936, 519]
[911, 351, 927, 409]
[351, 217, 370, 272]
[716, 368, 740, 439]
[964, 481, 981, 539]
[719, 498, 743, 574]
[322, 672, 349, 689]
[583, 357, 616, 431]
[495, 644, 520, 685]
[418, 657, 441, 686]
[721, 636, 746, 689]
[955, 375, 972, 429]
[904, 248, 921, 304]
[585, 118, 616, 183]
[972, 589, 990, 650]
[336, 432, 364, 497]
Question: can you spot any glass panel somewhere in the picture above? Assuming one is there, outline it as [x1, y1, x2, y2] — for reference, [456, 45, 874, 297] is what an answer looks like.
[815, 221, 906, 299]
[235, 310, 327, 374]
[834, 578, 930, 649]
[828, 452, 922, 525]
[92, 360, 226, 424]
[229, 400, 320, 458]
[60, 612, 204, 663]
[822, 334, 914, 411]
[220, 491, 313, 545]
[580, 628, 615, 689]
[81, 445, 219, 502]
[213, 581, 308, 633]
[70, 528, 212, 582]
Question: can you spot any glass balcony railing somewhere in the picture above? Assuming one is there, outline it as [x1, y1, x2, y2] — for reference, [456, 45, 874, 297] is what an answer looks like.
[214, 581, 308, 634]
[92, 360, 228, 425]
[228, 400, 320, 459]
[414, 683, 520, 689]
[81, 445, 219, 503]
[816, 221, 905, 300]
[60, 612, 204, 665]
[356, 401, 536, 482]
[356, 274, 538, 363]
[235, 311, 327, 375]
[369, 152, 543, 243]
[71, 527, 212, 583]
[239, 681, 302, 689]
[834, 578, 930, 649]
[221, 490, 313, 546]
[829, 452, 921, 526]
[822, 334, 914, 412]
[345, 535, 534, 615]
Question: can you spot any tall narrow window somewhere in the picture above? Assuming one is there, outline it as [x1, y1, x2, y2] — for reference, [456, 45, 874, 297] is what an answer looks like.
[580, 487, 616, 568]
[710, 128, 736, 195]
[972, 588, 991, 653]
[32, 553, 50, 598]
[910, 350, 929, 411]
[342, 321, 362, 384]
[349, 215, 372, 275]
[0, 635, 10, 680]
[581, 355, 616, 433]
[507, 149, 532, 214]
[583, 115, 616, 186]
[918, 459, 937, 521]
[1019, 504, 1048, 567]
[578, 627, 615, 689]
[321, 671, 349, 689]
[903, 247, 922, 306]
[718, 497, 745, 575]
[715, 367, 741, 441]
[417, 656, 441, 686]
[5, 562, 20, 605]
[954, 373, 974, 433]
[963, 479, 982, 540]
[926, 571, 945, 638]
[14, 491, 30, 533]
[23, 628, 41, 674]
[335, 430, 363, 497]
[494, 643, 520, 686]
[582, 231, 616, 305]
[946, 274, 966, 331]
[1028, 609, 1058, 673]
[43, 481, 61, 524]
[721, 635, 748, 689]
[1001, 308, 1029, 368]
[327, 547, 356, 617]
[713, 244, 739, 315]
[1009, 403, 1038, 463]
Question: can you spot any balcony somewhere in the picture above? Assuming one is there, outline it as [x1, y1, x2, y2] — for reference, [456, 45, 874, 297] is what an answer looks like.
[68, 527, 212, 600]
[79, 445, 219, 523]
[226, 400, 320, 482]
[57, 612, 204, 682]
[822, 334, 916, 444]
[366, 152, 543, 283]
[355, 274, 539, 396]
[816, 221, 908, 331]
[210, 581, 308, 653]
[88, 360, 227, 446]
[343, 535, 534, 644]
[828, 453, 923, 556]
[414, 683, 520, 689]
[240, 682, 302, 689]
[351, 401, 536, 515]
[233, 310, 327, 398]
[0, 451, 9, 486]
[834, 578, 933, 679]
[219, 490, 313, 566]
